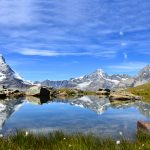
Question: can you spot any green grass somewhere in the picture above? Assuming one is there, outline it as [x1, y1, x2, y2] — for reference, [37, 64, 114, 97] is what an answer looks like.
[58, 88, 78, 96]
[0, 130, 150, 150]
[83, 90, 97, 95]
[58, 88, 97, 97]
[127, 83, 150, 103]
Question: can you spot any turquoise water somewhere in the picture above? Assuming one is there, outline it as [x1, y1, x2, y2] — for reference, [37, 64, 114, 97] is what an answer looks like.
[1, 96, 150, 139]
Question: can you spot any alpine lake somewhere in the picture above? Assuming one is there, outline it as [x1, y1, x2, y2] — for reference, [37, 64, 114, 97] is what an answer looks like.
[0, 96, 150, 140]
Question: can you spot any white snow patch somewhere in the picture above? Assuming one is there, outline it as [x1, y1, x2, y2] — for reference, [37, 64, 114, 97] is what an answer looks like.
[116, 76, 121, 78]
[76, 76, 84, 79]
[72, 76, 84, 81]
[78, 96, 92, 103]
[105, 78, 120, 84]
[26, 80, 34, 84]
[14, 72, 32, 85]
[33, 83, 41, 86]
[74, 104, 84, 108]
[0, 72, 6, 81]
[121, 78, 128, 81]
[0, 103, 6, 111]
[97, 107, 105, 115]
[77, 81, 92, 89]
[96, 69, 105, 77]
[14, 72, 24, 80]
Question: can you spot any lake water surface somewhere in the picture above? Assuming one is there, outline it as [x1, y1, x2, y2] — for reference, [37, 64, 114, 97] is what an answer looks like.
[0, 96, 150, 140]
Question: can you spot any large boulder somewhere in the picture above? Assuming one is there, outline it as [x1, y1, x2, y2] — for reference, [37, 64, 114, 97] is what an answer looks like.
[25, 96, 41, 104]
[137, 121, 150, 133]
[26, 86, 50, 98]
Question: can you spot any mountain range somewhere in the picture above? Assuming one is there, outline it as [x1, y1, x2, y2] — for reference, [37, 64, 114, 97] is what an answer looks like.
[0, 54, 149, 90]
[35, 66, 150, 90]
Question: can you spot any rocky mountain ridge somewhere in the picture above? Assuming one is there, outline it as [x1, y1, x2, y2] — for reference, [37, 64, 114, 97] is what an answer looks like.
[0, 54, 149, 90]
[0, 55, 31, 89]
[37, 66, 150, 90]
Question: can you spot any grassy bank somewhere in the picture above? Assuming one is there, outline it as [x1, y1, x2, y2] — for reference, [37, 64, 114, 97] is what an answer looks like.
[0, 130, 150, 150]
[58, 88, 97, 98]
[127, 83, 150, 103]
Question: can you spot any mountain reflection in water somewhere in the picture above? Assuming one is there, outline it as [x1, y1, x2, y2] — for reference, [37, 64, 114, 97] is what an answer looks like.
[0, 96, 150, 139]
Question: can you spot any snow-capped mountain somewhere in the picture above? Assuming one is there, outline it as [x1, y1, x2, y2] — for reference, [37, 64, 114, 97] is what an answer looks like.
[54, 96, 150, 116]
[0, 54, 31, 89]
[38, 66, 150, 90]
[1, 54, 149, 90]
[134, 65, 150, 86]
[37, 69, 132, 90]
[69, 69, 130, 90]
[0, 99, 25, 132]
[55, 96, 110, 115]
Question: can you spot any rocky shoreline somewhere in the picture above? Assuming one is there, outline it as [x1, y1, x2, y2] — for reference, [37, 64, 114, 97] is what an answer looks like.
[109, 91, 142, 101]
[0, 85, 84, 100]
[0, 88, 25, 99]
[0, 85, 143, 102]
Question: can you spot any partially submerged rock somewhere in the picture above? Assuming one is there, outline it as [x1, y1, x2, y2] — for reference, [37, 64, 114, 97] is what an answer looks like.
[109, 91, 141, 101]
[26, 85, 41, 96]
[26, 96, 41, 104]
[137, 121, 150, 132]
[26, 86, 50, 98]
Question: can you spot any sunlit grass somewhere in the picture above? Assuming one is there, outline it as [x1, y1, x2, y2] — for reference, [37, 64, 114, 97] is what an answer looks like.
[127, 83, 150, 103]
[0, 130, 150, 150]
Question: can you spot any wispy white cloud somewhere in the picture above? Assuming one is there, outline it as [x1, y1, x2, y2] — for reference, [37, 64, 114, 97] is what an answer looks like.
[0, 0, 35, 26]
[119, 31, 124, 36]
[123, 52, 128, 60]
[121, 42, 127, 47]
[19, 49, 60, 56]
[0, 0, 150, 63]
[107, 62, 148, 71]
[15, 48, 116, 58]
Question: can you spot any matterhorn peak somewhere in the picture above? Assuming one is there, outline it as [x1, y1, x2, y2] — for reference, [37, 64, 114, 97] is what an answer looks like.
[0, 54, 31, 89]
[0, 54, 6, 64]
[0, 54, 4, 58]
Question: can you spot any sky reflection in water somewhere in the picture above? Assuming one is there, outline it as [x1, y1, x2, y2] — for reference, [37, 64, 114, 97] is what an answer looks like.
[1, 96, 150, 140]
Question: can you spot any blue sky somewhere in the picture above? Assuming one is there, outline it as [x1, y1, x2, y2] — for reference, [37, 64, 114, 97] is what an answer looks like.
[0, 0, 150, 81]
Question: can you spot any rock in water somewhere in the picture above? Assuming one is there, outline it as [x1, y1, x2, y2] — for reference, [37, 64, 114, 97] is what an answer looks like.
[137, 121, 150, 133]
[26, 85, 42, 96]
[26, 86, 50, 98]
